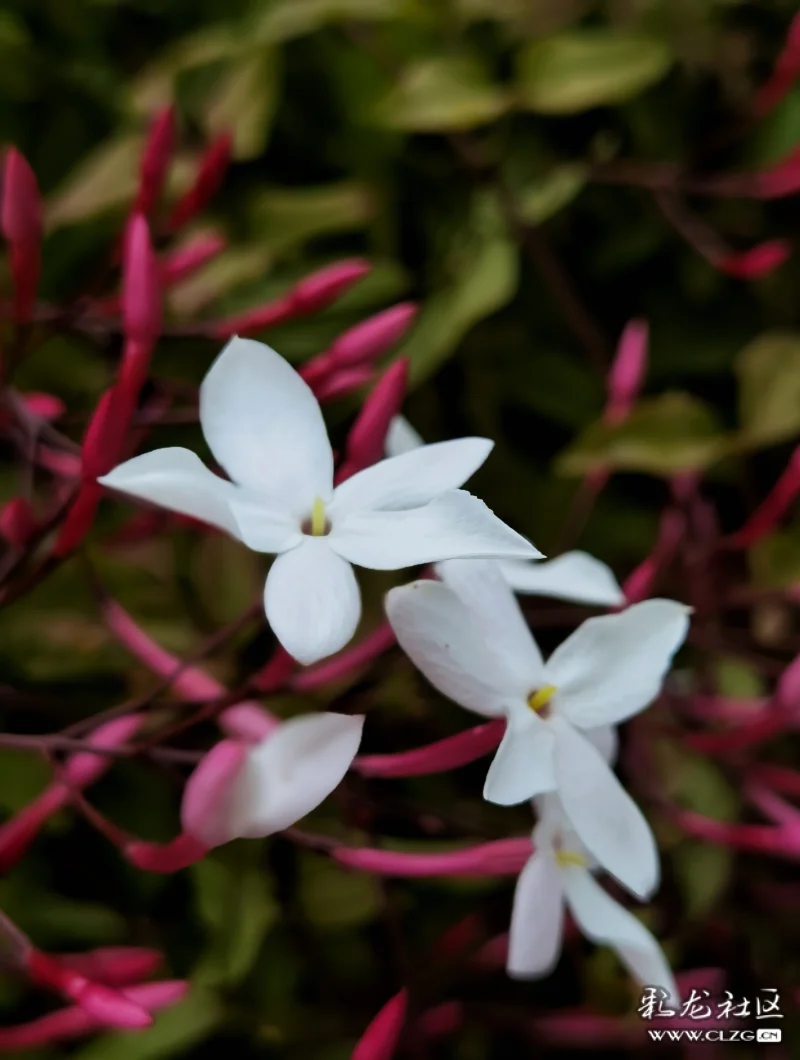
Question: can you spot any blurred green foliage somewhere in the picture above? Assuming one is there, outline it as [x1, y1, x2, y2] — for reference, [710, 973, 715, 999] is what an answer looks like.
[2, 0, 800, 1056]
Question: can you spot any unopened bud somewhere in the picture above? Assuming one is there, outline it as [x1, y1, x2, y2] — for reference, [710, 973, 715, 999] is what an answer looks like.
[328, 303, 417, 368]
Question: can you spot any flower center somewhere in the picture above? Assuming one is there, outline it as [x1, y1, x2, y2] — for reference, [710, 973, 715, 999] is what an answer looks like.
[527, 684, 557, 716]
[302, 496, 331, 536]
[555, 849, 588, 869]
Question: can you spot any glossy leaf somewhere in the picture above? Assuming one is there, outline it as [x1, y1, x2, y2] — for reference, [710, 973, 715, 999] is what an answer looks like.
[374, 56, 509, 132]
[735, 331, 800, 448]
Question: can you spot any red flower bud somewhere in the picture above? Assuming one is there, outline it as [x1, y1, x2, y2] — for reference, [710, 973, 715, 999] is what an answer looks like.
[1, 148, 42, 324]
[289, 258, 370, 315]
[134, 106, 175, 217]
[328, 303, 417, 368]
[167, 132, 232, 231]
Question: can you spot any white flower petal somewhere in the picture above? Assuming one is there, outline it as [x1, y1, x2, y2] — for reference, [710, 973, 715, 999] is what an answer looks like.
[551, 717, 659, 900]
[331, 438, 494, 516]
[228, 497, 303, 553]
[385, 415, 423, 457]
[498, 551, 625, 607]
[435, 559, 546, 688]
[385, 580, 522, 716]
[99, 447, 243, 537]
[229, 713, 364, 838]
[563, 867, 680, 1005]
[265, 539, 361, 664]
[199, 337, 333, 515]
[585, 725, 618, 766]
[546, 600, 691, 728]
[507, 851, 565, 979]
[331, 490, 539, 570]
[483, 712, 556, 806]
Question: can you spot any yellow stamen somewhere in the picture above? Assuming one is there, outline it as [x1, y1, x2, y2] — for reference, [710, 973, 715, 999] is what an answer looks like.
[555, 850, 588, 869]
[527, 685, 558, 713]
[310, 496, 327, 536]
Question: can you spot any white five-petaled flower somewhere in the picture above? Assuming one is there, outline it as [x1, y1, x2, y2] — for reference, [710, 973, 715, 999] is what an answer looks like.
[98, 338, 540, 665]
[182, 713, 365, 847]
[385, 558, 690, 897]
[387, 416, 625, 608]
[509, 793, 679, 1004]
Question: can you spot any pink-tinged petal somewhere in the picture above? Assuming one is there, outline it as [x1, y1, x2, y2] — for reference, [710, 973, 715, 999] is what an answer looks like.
[168, 132, 232, 231]
[57, 947, 163, 987]
[71, 983, 153, 1029]
[754, 11, 800, 116]
[333, 837, 532, 877]
[99, 447, 244, 538]
[134, 105, 175, 217]
[125, 834, 210, 873]
[552, 718, 659, 899]
[181, 740, 250, 847]
[265, 539, 362, 665]
[386, 580, 523, 717]
[355, 719, 505, 779]
[292, 622, 395, 692]
[122, 213, 161, 348]
[507, 851, 565, 978]
[337, 359, 409, 481]
[332, 490, 539, 570]
[332, 440, 494, 517]
[122, 979, 189, 1009]
[605, 318, 648, 424]
[329, 303, 417, 368]
[200, 337, 333, 510]
[562, 866, 679, 1005]
[483, 714, 556, 807]
[230, 713, 364, 838]
[352, 989, 407, 1060]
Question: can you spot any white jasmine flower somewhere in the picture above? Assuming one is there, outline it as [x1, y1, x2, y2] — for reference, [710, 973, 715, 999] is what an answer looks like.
[385, 558, 690, 897]
[98, 339, 539, 665]
[509, 794, 679, 1006]
[387, 416, 624, 608]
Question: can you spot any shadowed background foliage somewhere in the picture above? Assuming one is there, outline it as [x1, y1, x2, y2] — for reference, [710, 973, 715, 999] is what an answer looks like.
[1, 0, 799, 1056]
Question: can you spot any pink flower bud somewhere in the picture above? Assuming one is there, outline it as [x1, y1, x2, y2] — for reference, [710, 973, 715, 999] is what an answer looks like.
[168, 132, 232, 231]
[0, 497, 36, 548]
[352, 990, 407, 1060]
[313, 365, 374, 404]
[1, 147, 42, 324]
[328, 303, 417, 369]
[180, 739, 249, 848]
[289, 259, 371, 315]
[62, 714, 143, 788]
[292, 623, 396, 691]
[745, 781, 800, 828]
[751, 764, 800, 797]
[605, 318, 648, 424]
[26, 951, 152, 1029]
[134, 106, 175, 217]
[715, 239, 791, 279]
[23, 392, 65, 420]
[122, 213, 161, 350]
[755, 11, 800, 116]
[337, 359, 409, 481]
[81, 389, 124, 479]
[212, 297, 295, 338]
[355, 719, 505, 779]
[333, 837, 532, 877]
[753, 144, 800, 199]
[416, 1001, 464, 1041]
[672, 809, 800, 859]
[53, 482, 103, 556]
[728, 444, 800, 548]
[159, 233, 227, 286]
[57, 947, 163, 987]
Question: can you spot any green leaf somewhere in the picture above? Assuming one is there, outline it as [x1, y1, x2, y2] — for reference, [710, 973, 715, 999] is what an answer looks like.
[750, 523, 800, 590]
[298, 852, 382, 930]
[253, 0, 406, 44]
[0, 750, 52, 813]
[129, 26, 248, 113]
[674, 841, 733, 919]
[713, 658, 767, 699]
[201, 49, 281, 160]
[374, 56, 509, 132]
[516, 30, 672, 114]
[556, 393, 727, 477]
[735, 331, 800, 449]
[70, 990, 225, 1060]
[192, 851, 279, 988]
[250, 182, 376, 255]
[515, 163, 586, 224]
[401, 194, 518, 385]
